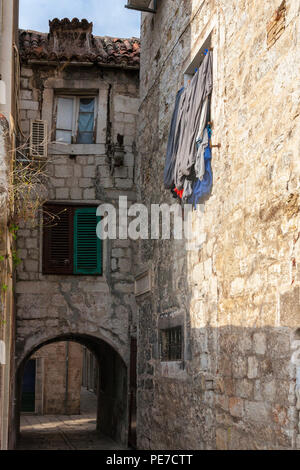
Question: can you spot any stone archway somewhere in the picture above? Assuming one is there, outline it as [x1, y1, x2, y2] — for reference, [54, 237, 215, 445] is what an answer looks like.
[13, 333, 128, 449]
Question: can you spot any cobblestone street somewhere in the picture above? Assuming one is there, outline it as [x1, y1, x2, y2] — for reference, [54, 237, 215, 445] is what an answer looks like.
[17, 388, 126, 450]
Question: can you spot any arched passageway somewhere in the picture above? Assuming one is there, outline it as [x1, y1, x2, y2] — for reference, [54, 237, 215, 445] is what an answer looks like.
[14, 334, 128, 450]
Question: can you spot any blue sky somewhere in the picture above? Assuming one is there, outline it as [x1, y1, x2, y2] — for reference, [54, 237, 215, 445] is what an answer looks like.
[19, 0, 141, 37]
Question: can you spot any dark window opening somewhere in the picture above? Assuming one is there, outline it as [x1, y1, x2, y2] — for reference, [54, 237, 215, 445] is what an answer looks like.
[77, 98, 95, 144]
[184, 34, 213, 133]
[21, 359, 36, 413]
[184, 33, 212, 79]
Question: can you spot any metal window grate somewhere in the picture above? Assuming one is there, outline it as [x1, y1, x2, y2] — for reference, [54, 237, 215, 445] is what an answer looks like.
[30, 120, 47, 158]
[160, 326, 182, 362]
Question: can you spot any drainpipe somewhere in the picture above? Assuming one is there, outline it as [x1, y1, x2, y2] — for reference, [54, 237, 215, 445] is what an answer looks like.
[64, 342, 69, 415]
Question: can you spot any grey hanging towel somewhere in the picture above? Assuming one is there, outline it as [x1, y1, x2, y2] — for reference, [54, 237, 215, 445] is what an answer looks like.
[195, 127, 209, 181]
[163, 87, 185, 189]
[173, 51, 213, 190]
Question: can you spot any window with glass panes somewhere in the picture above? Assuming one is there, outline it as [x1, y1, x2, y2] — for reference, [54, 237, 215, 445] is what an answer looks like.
[55, 95, 97, 144]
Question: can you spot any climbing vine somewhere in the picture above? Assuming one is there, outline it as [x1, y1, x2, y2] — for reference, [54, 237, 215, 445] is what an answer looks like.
[8, 151, 49, 225]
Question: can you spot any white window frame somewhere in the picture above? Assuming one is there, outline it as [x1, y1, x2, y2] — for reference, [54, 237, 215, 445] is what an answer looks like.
[54, 94, 98, 145]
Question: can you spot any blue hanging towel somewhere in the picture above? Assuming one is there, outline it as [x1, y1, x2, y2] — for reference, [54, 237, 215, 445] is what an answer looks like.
[188, 143, 213, 207]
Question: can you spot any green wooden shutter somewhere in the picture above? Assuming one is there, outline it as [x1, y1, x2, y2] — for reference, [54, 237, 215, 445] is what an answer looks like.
[74, 207, 102, 275]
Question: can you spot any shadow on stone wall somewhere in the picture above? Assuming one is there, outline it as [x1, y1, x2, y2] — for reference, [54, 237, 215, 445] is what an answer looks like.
[135, 0, 300, 450]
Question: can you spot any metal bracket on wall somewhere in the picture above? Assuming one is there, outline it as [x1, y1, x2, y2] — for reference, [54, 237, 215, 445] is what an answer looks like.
[108, 134, 126, 175]
[125, 0, 157, 14]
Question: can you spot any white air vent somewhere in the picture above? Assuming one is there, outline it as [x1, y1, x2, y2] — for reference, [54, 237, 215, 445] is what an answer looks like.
[30, 120, 47, 158]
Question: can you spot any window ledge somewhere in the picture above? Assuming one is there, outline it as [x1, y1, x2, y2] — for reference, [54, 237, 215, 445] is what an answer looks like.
[159, 360, 187, 380]
[41, 273, 104, 278]
[161, 361, 183, 366]
[48, 143, 106, 155]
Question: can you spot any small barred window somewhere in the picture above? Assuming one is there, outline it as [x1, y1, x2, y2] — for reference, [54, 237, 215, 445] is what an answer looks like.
[160, 326, 182, 362]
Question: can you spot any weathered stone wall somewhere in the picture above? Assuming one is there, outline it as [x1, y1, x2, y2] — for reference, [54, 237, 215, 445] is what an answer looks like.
[16, 62, 139, 366]
[0, 115, 12, 450]
[0, 0, 19, 449]
[30, 341, 83, 415]
[136, 0, 300, 450]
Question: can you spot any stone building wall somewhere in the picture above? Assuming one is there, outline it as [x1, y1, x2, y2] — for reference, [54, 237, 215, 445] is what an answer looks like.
[29, 341, 83, 415]
[16, 28, 139, 365]
[135, 0, 300, 450]
[14, 19, 140, 445]
[0, 115, 14, 450]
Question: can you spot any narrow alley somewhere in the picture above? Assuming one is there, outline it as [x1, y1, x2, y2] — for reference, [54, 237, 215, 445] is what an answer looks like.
[1, 0, 300, 452]
[17, 388, 125, 450]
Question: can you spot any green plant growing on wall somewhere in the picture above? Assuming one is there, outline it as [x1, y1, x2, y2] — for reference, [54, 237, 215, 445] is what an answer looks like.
[8, 223, 19, 240]
[0, 250, 7, 326]
[0, 283, 8, 326]
[12, 250, 21, 268]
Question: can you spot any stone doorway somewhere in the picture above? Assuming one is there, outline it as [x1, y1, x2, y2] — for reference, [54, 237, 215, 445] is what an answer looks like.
[15, 334, 128, 449]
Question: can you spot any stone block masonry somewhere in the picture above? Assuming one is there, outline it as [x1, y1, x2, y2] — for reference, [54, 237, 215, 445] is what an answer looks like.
[17, 57, 139, 359]
[30, 341, 83, 415]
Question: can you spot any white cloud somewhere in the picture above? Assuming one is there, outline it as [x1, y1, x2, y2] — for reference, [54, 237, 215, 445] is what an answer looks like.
[19, 0, 141, 37]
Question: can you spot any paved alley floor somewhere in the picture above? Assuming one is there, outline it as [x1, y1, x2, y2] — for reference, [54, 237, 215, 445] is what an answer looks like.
[17, 388, 126, 450]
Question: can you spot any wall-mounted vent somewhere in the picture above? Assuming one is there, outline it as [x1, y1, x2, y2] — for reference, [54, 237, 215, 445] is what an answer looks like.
[135, 270, 151, 296]
[30, 120, 47, 158]
[267, 1, 286, 49]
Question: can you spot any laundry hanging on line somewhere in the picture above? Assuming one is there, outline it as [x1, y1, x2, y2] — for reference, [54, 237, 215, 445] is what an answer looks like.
[173, 51, 213, 190]
[188, 138, 213, 207]
[195, 126, 209, 181]
[163, 50, 213, 206]
[164, 87, 185, 189]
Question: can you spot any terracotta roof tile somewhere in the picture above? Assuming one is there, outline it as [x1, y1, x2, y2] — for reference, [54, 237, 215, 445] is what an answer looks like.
[19, 18, 140, 69]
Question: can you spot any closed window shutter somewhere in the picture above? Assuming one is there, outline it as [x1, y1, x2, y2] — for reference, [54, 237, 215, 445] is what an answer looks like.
[43, 205, 74, 274]
[74, 207, 102, 275]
